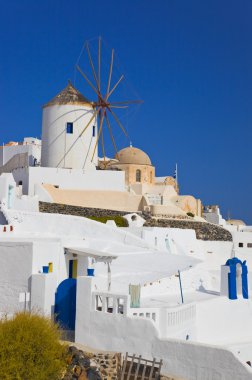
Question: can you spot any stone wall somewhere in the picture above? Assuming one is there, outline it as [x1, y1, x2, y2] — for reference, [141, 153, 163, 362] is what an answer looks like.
[62, 346, 179, 379]
[144, 218, 232, 241]
[62, 345, 120, 380]
[39, 202, 131, 218]
[39, 202, 232, 242]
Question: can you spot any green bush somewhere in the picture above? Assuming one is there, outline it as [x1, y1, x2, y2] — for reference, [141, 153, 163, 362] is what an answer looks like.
[87, 215, 128, 227]
[186, 212, 195, 217]
[0, 312, 67, 380]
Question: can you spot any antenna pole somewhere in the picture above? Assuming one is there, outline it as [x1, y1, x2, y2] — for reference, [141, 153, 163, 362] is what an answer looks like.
[178, 270, 184, 304]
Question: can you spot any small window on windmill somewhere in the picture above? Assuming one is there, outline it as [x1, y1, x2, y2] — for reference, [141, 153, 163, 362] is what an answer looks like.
[66, 122, 73, 134]
[92, 125, 96, 137]
[239, 243, 244, 248]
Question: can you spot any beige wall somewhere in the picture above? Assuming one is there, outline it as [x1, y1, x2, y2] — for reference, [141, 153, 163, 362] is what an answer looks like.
[160, 176, 179, 193]
[107, 163, 155, 185]
[130, 183, 177, 197]
[42, 185, 201, 217]
[171, 195, 201, 216]
[42, 184, 143, 212]
[150, 203, 187, 216]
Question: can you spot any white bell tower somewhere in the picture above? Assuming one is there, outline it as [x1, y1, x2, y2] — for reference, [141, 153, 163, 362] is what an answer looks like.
[41, 81, 98, 170]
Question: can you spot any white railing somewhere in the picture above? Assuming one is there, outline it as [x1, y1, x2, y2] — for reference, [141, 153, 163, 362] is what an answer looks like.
[128, 307, 160, 326]
[166, 303, 196, 328]
[92, 291, 130, 316]
[129, 303, 196, 338]
[92, 291, 196, 338]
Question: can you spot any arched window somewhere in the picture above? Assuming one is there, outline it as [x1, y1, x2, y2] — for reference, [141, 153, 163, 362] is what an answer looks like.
[136, 169, 141, 182]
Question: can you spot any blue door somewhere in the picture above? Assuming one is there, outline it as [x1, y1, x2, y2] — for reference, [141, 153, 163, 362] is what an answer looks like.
[55, 278, 77, 330]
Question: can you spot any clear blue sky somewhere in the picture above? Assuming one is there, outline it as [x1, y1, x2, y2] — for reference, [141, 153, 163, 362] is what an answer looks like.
[0, 0, 252, 223]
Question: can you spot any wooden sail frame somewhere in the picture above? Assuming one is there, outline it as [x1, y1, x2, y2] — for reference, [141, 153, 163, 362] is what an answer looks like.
[75, 37, 143, 165]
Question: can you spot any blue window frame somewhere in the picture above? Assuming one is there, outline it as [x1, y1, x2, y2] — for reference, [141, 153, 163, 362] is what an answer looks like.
[93, 125, 96, 137]
[66, 122, 73, 134]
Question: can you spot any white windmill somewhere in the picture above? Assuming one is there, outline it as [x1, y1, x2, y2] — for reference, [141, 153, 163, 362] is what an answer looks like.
[41, 38, 142, 171]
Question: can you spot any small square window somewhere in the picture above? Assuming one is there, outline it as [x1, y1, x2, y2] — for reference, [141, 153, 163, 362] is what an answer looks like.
[239, 243, 243, 248]
[66, 122, 73, 134]
[247, 243, 252, 248]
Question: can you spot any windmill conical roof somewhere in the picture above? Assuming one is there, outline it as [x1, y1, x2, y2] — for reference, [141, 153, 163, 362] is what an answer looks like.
[43, 81, 92, 108]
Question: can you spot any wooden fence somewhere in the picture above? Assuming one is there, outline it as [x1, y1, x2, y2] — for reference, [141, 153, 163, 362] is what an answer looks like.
[120, 352, 163, 380]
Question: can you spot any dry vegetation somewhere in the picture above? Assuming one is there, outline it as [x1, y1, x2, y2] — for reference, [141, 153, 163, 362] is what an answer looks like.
[0, 312, 67, 380]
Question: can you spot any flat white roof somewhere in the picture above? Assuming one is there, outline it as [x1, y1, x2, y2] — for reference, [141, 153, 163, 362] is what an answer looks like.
[65, 246, 118, 261]
[95, 251, 201, 285]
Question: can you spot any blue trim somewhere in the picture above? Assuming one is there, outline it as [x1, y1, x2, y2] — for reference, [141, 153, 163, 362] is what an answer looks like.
[69, 260, 73, 278]
[225, 257, 249, 300]
[66, 122, 73, 134]
[242, 263, 249, 299]
[55, 278, 77, 331]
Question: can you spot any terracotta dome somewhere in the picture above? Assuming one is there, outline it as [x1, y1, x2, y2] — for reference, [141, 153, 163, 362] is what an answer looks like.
[116, 146, 152, 165]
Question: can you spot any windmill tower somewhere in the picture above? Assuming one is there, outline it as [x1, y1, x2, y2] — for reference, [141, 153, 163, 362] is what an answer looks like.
[41, 38, 142, 170]
[41, 81, 98, 170]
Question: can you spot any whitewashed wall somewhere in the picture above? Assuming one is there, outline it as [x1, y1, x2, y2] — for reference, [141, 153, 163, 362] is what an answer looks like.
[12, 167, 125, 196]
[124, 226, 201, 256]
[75, 276, 252, 380]
[4, 210, 150, 251]
[41, 104, 97, 170]
[31, 273, 57, 315]
[32, 239, 66, 282]
[0, 173, 16, 206]
[196, 297, 252, 346]
[232, 231, 252, 252]
[0, 242, 33, 313]
[0, 144, 41, 167]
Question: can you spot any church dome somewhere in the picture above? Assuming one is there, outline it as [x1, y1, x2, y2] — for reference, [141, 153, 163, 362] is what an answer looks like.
[116, 146, 152, 165]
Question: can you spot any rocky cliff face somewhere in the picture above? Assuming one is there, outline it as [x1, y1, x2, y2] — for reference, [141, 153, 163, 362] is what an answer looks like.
[144, 219, 232, 241]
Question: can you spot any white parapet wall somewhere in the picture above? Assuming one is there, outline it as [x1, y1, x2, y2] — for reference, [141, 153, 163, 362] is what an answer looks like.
[4, 209, 151, 251]
[12, 166, 125, 196]
[75, 276, 252, 380]
[31, 273, 57, 315]
[128, 303, 196, 340]
[0, 143, 41, 168]
[92, 290, 130, 316]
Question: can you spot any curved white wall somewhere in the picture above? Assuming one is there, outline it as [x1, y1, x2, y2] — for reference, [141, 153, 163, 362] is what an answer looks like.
[41, 104, 98, 170]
